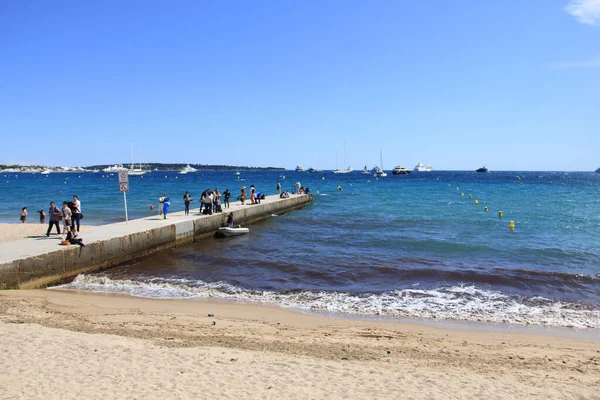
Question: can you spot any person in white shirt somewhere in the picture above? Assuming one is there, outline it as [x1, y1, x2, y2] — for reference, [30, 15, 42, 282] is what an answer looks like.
[61, 201, 72, 234]
[71, 195, 82, 232]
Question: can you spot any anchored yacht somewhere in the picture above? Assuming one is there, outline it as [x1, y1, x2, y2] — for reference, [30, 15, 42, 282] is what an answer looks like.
[392, 165, 411, 175]
[413, 162, 433, 172]
[295, 164, 305, 172]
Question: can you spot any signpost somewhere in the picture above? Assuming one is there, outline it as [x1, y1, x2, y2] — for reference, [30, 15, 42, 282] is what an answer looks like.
[118, 171, 129, 222]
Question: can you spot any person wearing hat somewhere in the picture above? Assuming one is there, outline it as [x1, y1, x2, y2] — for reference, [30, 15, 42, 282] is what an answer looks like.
[240, 186, 247, 205]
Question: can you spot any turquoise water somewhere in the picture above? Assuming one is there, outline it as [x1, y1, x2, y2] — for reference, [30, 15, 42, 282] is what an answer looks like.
[5, 170, 600, 328]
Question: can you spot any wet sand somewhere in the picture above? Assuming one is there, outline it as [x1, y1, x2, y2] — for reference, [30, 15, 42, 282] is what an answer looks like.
[1, 290, 598, 399]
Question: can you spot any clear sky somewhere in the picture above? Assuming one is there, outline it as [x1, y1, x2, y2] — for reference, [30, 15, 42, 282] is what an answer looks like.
[1, 0, 599, 171]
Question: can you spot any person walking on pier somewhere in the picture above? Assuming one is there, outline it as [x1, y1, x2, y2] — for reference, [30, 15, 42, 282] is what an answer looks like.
[183, 191, 192, 216]
[46, 201, 61, 236]
[71, 195, 82, 232]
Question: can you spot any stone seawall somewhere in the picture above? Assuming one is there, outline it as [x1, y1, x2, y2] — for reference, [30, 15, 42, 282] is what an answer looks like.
[0, 194, 311, 289]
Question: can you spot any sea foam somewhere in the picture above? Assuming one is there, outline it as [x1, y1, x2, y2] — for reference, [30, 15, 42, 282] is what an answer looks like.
[53, 275, 600, 329]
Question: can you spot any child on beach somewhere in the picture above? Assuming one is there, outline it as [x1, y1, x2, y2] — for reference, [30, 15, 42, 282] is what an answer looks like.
[39, 210, 46, 224]
[20, 207, 27, 223]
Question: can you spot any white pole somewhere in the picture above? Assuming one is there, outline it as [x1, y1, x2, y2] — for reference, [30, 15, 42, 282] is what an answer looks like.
[123, 191, 129, 222]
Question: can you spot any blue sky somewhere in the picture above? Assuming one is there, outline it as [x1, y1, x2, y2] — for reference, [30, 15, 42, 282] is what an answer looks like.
[1, 0, 599, 171]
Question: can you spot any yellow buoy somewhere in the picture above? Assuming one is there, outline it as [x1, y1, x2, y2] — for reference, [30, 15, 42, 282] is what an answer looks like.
[448, 184, 451, 187]
[461, 192, 464, 196]
[165, 176, 168, 179]
[456, 187, 459, 191]
[322, 177, 325, 180]
[509, 221, 515, 229]
[484, 206, 488, 212]
[498, 211, 503, 217]
[474, 199, 479, 205]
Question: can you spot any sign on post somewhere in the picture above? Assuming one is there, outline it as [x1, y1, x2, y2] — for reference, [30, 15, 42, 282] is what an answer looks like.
[118, 171, 129, 222]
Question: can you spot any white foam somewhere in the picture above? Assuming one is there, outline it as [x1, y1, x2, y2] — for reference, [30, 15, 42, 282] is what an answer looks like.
[53, 275, 600, 329]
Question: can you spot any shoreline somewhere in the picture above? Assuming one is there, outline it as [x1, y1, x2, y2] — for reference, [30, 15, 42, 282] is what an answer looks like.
[52, 288, 600, 341]
[1, 289, 599, 399]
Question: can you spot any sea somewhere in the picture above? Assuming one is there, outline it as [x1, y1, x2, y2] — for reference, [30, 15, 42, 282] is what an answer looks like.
[3, 169, 600, 329]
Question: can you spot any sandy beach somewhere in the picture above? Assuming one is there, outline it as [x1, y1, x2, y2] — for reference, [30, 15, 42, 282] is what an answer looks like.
[1, 290, 598, 399]
[0, 223, 89, 244]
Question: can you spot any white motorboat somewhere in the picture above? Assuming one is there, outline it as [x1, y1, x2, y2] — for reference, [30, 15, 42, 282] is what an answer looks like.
[103, 164, 128, 172]
[40, 168, 52, 175]
[179, 164, 197, 174]
[393, 165, 411, 175]
[413, 162, 433, 172]
[295, 164, 305, 172]
[235, 170, 240, 176]
[217, 227, 249, 237]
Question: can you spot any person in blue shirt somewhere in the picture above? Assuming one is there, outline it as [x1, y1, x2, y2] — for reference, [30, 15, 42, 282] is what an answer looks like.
[162, 193, 170, 219]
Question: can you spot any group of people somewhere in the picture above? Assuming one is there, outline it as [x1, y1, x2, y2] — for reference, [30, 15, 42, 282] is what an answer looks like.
[239, 184, 265, 205]
[45, 195, 82, 236]
[36, 195, 86, 247]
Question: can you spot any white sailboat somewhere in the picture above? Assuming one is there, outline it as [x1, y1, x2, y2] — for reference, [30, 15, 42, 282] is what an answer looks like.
[374, 151, 387, 177]
[332, 144, 353, 174]
[128, 147, 147, 176]
[362, 163, 370, 174]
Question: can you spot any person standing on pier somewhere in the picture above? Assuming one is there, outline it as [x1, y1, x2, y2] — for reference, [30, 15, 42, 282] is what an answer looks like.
[223, 188, 231, 209]
[61, 201, 72, 234]
[71, 195, 82, 232]
[276, 181, 281, 195]
[162, 194, 170, 219]
[20, 207, 27, 223]
[183, 191, 191, 216]
[250, 184, 256, 204]
[240, 186, 247, 205]
[46, 202, 61, 236]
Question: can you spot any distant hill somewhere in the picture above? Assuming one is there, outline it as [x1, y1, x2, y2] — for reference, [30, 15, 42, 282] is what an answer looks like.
[84, 163, 284, 171]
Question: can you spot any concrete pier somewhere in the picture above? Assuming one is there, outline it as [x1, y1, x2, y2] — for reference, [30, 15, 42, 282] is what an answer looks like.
[0, 194, 312, 289]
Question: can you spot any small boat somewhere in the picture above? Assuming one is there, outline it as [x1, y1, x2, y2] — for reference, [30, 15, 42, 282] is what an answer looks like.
[217, 227, 249, 237]
[392, 165, 411, 175]
[476, 166, 488, 173]
[374, 166, 387, 177]
[413, 162, 433, 172]
[374, 151, 387, 177]
[295, 164, 305, 172]
[179, 164, 197, 174]
[40, 168, 52, 175]
[595, 167, 600, 173]
[308, 167, 316, 173]
[362, 164, 370, 174]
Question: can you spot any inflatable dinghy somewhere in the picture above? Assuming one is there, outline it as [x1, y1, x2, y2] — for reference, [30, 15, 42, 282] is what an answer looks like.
[217, 227, 249, 237]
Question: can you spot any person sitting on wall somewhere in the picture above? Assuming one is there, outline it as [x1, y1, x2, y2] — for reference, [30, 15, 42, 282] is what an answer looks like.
[61, 227, 85, 247]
